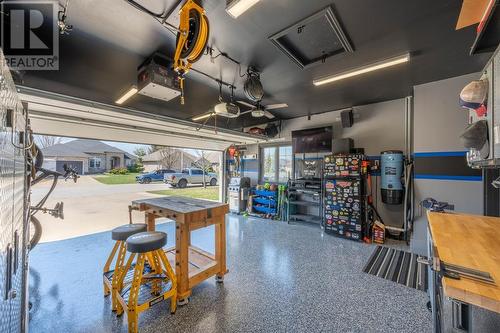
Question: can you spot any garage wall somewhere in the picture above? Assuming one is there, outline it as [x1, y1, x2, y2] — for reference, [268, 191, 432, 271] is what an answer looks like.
[280, 99, 407, 227]
[411, 72, 483, 255]
[280, 99, 406, 152]
[240, 144, 260, 186]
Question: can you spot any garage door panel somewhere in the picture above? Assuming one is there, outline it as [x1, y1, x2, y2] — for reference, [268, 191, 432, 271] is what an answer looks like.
[20, 87, 265, 151]
[56, 161, 83, 175]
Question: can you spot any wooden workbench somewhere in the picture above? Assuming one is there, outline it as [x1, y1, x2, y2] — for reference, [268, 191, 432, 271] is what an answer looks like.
[131, 196, 229, 303]
[427, 211, 500, 313]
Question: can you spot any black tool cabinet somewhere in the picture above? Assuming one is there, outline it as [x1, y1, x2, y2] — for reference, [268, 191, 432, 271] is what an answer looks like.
[323, 154, 366, 241]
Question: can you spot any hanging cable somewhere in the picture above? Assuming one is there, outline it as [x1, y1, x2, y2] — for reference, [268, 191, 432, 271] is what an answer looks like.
[122, 0, 179, 36]
[206, 45, 247, 77]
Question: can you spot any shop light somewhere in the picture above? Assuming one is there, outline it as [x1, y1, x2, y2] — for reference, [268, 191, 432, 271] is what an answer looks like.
[115, 86, 138, 105]
[313, 53, 410, 86]
[192, 113, 214, 121]
[226, 0, 260, 18]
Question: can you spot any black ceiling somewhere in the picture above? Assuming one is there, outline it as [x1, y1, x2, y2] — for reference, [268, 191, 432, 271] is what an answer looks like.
[19, 0, 492, 129]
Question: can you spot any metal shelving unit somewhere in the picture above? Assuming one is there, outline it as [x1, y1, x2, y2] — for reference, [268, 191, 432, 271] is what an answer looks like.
[287, 178, 323, 225]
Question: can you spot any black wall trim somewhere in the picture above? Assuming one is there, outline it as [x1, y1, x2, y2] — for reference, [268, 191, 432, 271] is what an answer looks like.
[414, 152, 481, 181]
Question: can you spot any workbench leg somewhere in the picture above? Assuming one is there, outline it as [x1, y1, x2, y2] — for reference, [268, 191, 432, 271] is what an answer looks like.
[176, 222, 190, 304]
[215, 217, 227, 282]
[146, 213, 156, 231]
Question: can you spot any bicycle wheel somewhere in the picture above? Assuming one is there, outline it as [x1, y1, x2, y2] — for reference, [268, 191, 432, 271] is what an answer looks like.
[29, 215, 42, 250]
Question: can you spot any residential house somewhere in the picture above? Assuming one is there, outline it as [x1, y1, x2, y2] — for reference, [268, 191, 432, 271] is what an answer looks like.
[193, 151, 221, 172]
[42, 139, 137, 175]
[142, 148, 197, 172]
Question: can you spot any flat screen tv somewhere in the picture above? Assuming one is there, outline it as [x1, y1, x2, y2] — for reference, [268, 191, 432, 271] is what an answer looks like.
[292, 126, 332, 153]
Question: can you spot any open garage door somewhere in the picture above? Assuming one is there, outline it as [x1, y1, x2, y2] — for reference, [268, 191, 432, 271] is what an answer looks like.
[18, 86, 266, 151]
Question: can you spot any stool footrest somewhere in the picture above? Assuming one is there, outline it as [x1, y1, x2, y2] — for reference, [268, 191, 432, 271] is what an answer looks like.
[120, 280, 174, 306]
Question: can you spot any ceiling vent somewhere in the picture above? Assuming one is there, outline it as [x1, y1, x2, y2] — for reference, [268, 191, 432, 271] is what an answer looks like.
[268, 6, 353, 69]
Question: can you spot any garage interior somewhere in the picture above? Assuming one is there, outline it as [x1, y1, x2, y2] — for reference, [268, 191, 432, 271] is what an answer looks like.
[1, 0, 500, 332]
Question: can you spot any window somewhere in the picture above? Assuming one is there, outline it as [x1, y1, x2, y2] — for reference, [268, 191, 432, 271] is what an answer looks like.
[261, 145, 292, 183]
[89, 157, 101, 168]
[192, 169, 203, 175]
[279, 146, 292, 182]
[262, 147, 276, 182]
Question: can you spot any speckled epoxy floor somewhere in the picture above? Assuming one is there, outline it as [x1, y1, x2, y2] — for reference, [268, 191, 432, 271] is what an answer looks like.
[29, 215, 432, 332]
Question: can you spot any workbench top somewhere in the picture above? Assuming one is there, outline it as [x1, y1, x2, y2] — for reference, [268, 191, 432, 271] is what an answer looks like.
[427, 211, 500, 313]
[132, 196, 227, 214]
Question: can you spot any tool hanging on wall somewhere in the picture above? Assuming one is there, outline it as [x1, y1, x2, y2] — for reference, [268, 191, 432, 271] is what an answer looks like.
[173, 0, 210, 104]
[58, 0, 73, 35]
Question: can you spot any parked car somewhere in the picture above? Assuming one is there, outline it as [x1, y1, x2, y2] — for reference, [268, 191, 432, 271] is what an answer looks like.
[164, 168, 218, 188]
[136, 169, 175, 184]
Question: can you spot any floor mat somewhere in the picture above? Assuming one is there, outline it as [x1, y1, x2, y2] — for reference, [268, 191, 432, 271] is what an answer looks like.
[363, 246, 428, 292]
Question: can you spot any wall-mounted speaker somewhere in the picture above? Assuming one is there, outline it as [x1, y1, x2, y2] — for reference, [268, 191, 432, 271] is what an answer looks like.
[341, 109, 353, 128]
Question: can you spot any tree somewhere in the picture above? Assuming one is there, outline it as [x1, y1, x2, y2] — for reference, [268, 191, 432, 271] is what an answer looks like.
[35, 135, 62, 148]
[133, 147, 147, 163]
[158, 147, 179, 170]
[148, 145, 163, 154]
[192, 150, 213, 188]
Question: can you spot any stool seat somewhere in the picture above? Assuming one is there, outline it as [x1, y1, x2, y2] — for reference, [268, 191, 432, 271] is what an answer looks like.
[112, 224, 148, 241]
[126, 231, 167, 253]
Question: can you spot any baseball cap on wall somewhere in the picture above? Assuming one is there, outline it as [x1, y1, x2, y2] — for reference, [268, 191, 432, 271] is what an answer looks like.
[459, 79, 488, 116]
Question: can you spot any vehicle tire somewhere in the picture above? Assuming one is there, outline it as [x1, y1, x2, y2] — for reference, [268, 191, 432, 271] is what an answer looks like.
[29, 215, 42, 250]
[178, 179, 188, 188]
[210, 178, 217, 186]
[144, 177, 152, 184]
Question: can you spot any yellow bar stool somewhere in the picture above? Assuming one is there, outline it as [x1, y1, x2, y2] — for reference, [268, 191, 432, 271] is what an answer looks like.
[115, 231, 177, 333]
[103, 223, 148, 311]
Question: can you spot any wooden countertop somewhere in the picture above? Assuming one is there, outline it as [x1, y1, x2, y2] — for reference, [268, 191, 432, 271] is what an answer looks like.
[132, 196, 227, 214]
[427, 211, 500, 313]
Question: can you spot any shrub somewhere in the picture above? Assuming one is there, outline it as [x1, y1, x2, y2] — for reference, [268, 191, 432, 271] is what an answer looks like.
[127, 163, 144, 173]
[109, 167, 129, 175]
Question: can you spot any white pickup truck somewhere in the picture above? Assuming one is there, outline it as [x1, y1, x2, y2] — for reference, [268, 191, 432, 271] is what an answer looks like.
[164, 168, 218, 188]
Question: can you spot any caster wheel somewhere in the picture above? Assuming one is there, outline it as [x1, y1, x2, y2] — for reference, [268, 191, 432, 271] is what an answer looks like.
[215, 275, 224, 283]
[178, 298, 189, 306]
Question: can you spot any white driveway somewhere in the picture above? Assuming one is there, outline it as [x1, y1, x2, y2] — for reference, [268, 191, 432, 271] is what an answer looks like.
[31, 176, 170, 243]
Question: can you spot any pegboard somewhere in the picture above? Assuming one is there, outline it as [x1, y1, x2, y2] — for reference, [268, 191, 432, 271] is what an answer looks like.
[0, 48, 28, 333]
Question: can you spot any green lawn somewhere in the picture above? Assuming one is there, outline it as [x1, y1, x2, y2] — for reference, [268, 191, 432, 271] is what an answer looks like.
[93, 173, 140, 185]
[148, 186, 219, 201]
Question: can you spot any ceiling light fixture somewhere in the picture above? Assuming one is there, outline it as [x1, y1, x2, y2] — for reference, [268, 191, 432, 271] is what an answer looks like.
[313, 53, 410, 86]
[115, 86, 138, 105]
[226, 0, 260, 18]
[192, 113, 214, 121]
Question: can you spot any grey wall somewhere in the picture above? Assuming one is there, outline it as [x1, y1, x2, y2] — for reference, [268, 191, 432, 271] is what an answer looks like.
[281, 99, 406, 154]
[411, 72, 483, 255]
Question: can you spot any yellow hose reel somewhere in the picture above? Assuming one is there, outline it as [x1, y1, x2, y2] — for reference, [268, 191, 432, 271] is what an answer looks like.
[174, 0, 209, 104]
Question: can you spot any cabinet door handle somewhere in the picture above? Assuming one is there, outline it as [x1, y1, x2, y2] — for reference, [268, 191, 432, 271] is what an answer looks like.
[4, 244, 12, 300]
[13, 230, 19, 274]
